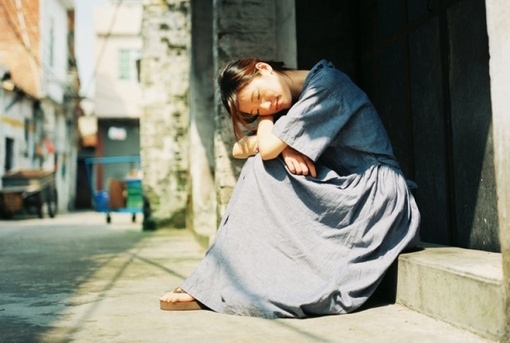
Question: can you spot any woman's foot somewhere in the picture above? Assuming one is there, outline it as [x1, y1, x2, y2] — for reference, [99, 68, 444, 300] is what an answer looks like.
[159, 287, 203, 311]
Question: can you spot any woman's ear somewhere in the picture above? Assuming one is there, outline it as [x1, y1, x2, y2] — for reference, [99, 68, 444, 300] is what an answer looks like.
[255, 62, 273, 74]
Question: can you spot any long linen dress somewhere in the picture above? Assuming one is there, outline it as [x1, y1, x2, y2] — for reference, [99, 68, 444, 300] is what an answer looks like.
[180, 60, 420, 318]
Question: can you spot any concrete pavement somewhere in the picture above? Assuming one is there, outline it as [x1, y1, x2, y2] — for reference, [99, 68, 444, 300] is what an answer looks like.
[0, 211, 494, 343]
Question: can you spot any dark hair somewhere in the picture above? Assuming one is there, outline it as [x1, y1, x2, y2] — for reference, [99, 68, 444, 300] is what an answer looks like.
[218, 58, 291, 139]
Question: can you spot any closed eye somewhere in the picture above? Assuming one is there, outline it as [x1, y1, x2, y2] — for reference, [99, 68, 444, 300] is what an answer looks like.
[256, 91, 261, 114]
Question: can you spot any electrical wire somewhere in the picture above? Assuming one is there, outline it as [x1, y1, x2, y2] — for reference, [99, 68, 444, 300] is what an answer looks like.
[81, 0, 124, 99]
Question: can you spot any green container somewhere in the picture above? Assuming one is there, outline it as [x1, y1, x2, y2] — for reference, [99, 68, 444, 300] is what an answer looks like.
[125, 179, 142, 209]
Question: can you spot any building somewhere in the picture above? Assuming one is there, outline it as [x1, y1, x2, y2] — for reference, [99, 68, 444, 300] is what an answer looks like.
[140, 0, 510, 341]
[80, 0, 143, 208]
[0, 0, 80, 213]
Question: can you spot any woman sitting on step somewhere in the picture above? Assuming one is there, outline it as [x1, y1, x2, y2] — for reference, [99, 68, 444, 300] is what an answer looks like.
[159, 58, 420, 318]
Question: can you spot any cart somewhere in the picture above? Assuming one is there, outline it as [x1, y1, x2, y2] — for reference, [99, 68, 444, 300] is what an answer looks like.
[0, 170, 57, 219]
[84, 156, 143, 224]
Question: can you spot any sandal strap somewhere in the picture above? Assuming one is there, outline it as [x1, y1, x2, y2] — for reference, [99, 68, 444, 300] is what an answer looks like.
[173, 287, 185, 293]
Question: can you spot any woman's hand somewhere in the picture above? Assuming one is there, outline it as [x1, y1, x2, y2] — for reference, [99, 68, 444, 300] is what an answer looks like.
[232, 135, 258, 159]
[281, 147, 317, 177]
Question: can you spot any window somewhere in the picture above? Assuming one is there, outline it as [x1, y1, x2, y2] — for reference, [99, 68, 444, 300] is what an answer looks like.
[118, 49, 141, 81]
[24, 118, 29, 142]
[5, 138, 14, 172]
[24, 118, 30, 157]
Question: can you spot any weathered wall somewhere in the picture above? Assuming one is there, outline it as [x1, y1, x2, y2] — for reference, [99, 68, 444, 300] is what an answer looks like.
[213, 0, 295, 220]
[140, 0, 191, 229]
[275, 0, 297, 68]
[485, 0, 510, 339]
[189, 0, 216, 245]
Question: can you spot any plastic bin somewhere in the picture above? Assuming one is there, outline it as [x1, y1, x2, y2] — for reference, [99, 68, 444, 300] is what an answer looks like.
[126, 179, 142, 209]
[95, 190, 110, 212]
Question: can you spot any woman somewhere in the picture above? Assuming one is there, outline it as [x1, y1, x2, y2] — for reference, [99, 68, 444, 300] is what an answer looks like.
[160, 59, 420, 318]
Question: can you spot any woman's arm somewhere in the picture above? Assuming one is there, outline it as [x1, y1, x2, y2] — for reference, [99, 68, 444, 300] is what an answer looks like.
[232, 135, 259, 159]
[256, 115, 288, 160]
[258, 116, 316, 176]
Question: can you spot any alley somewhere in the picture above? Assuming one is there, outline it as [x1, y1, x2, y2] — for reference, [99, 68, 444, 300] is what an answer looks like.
[0, 212, 492, 343]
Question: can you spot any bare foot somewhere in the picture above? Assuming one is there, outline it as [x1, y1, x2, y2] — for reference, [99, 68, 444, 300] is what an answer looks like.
[159, 288, 195, 304]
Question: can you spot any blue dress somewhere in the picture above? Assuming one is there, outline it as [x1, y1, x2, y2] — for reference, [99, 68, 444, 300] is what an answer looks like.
[181, 60, 420, 318]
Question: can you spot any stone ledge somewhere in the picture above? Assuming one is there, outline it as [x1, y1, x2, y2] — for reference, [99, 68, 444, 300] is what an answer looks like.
[378, 244, 505, 341]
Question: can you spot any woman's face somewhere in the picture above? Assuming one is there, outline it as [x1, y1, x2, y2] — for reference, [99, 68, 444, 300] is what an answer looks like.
[237, 63, 292, 116]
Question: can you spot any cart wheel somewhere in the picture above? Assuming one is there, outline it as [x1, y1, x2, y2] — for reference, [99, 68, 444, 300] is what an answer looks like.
[132, 214, 136, 223]
[106, 213, 111, 224]
[47, 189, 58, 218]
[37, 192, 44, 218]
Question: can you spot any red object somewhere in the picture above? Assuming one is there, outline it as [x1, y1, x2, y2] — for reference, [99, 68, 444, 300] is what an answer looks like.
[44, 138, 55, 153]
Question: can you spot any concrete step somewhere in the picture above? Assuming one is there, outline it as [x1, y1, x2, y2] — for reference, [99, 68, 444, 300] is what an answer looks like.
[378, 244, 505, 341]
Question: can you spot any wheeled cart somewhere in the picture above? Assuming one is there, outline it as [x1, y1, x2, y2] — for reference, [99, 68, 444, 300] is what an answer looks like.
[0, 170, 57, 219]
[84, 156, 143, 224]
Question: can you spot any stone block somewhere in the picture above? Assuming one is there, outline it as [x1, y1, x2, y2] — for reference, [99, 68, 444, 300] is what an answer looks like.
[391, 245, 505, 341]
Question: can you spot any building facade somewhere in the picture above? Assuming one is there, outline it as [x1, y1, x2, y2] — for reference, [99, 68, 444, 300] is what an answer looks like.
[88, 0, 142, 198]
[139, 0, 191, 229]
[0, 0, 80, 213]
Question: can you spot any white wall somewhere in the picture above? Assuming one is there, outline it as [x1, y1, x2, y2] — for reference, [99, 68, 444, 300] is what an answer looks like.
[39, 0, 71, 103]
[94, 2, 142, 118]
[39, 0, 77, 212]
[486, 2, 510, 338]
[0, 90, 37, 187]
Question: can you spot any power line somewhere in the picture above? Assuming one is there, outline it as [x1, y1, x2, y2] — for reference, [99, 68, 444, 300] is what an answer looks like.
[81, 0, 124, 99]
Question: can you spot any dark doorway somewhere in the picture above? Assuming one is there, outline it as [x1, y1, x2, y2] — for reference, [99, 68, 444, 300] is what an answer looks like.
[295, 0, 498, 252]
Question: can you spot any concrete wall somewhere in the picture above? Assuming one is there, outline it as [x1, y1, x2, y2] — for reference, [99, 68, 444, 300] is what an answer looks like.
[213, 0, 295, 220]
[189, 0, 216, 244]
[140, 0, 191, 228]
[0, 93, 37, 186]
[275, 0, 297, 68]
[39, 0, 78, 213]
[39, 0, 70, 102]
[485, 0, 510, 339]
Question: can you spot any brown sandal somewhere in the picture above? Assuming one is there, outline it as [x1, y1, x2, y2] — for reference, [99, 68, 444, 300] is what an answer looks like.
[159, 287, 204, 311]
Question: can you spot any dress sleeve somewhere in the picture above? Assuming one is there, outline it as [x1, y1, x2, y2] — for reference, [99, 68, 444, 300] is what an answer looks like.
[272, 84, 354, 162]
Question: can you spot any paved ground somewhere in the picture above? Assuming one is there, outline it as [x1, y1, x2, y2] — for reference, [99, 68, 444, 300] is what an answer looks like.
[0, 211, 494, 343]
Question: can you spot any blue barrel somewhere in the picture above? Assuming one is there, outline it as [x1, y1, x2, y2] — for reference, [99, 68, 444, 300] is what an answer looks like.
[95, 191, 109, 212]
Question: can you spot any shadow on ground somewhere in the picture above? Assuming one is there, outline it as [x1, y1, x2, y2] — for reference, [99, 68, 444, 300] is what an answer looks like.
[0, 212, 153, 343]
